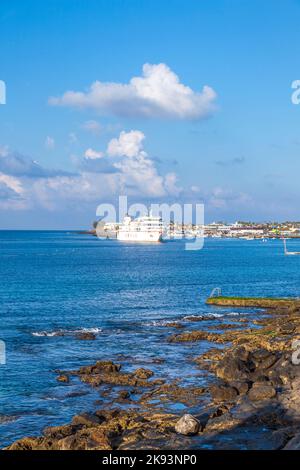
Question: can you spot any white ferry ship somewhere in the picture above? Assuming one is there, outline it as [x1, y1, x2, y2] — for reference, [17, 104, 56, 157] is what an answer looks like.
[117, 213, 163, 243]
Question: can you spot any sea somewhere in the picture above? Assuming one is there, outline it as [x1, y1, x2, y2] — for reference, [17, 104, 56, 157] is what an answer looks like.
[1, 231, 300, 447]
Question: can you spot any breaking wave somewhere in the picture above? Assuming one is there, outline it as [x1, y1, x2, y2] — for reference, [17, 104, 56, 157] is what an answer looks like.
[32, 327, 102, 337]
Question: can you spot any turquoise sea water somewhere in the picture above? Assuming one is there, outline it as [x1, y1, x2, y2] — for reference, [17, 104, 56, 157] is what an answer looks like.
[1, 231, 300, 447]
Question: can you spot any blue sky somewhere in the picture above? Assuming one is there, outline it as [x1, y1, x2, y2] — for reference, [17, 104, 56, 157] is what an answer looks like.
[1, 0, 300, 228]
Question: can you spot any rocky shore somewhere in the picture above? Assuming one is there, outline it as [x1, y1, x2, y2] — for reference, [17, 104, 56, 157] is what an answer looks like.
[5, 299, 300, 450]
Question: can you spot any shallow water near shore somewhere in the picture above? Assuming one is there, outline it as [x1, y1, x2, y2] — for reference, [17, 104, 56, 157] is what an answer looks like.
[1, 231, 300, 447]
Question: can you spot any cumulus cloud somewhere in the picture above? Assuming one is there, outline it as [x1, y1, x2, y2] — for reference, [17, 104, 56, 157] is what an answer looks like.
[0, 130, 182, 212]
[49, 63, 217, 120]
[107, 130, 145, 158]
[106, 130, 182, 197]
[84, 148, 104, 159]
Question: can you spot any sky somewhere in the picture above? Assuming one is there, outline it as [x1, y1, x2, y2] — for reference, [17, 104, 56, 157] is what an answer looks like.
[1, 0, 300, 229]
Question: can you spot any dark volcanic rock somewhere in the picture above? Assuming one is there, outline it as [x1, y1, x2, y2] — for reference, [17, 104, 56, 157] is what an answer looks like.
[56, 374, 69, 383]
[72, 413, 104, 428]
[250, 350, 278, 370]
[43, 424, 83, 439]
[210, 384, 238, 403]
[248, 383, 276, 401]
[133, 368, 154, 379]
[231, 381, 250, 395]
[164, 322, 183, 329]
[283, 433, 300, 450]
[215, 356, 250, 381]
[78, 361, 121, 375]
[118, 390, 130, 400]
[75, 332, 96, 340]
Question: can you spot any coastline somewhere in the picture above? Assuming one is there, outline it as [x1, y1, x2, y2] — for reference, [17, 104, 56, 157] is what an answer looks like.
[5, 298, 300, 450]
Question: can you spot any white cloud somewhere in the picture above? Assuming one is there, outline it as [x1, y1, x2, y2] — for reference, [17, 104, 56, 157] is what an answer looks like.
[0, 130, 183, 212]
[164, 172, 182, 197]
[49, 63, 217, 120]
[107, 130, 145, 158]
[106, 130, 182, 197]
[0, 172, 23, 195]
[45, 136, 55, 150]
[84, 148, 104, 159]
[0, 172, 26, 209]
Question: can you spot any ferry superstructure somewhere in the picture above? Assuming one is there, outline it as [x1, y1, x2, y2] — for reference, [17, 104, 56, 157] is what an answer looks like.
[117, 213, 163, 242]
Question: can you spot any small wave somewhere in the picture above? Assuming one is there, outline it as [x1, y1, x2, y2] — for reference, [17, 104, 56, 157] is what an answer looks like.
[183, 313, 224, 321]
[145, 319, 180, 327]
[0, 414, 19, 424]
[32, 327, 102, 337]
[206, 313, 224, 318]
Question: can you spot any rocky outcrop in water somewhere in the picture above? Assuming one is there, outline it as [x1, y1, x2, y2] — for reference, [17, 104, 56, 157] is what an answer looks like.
[6, 300, 300, 450]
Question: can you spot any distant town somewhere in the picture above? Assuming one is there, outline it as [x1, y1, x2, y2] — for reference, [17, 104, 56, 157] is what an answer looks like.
[90, 219, 300, 240]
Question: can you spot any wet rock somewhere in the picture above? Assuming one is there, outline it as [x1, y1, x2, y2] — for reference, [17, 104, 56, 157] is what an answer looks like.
[133, 368, 154, 379]
[231, 381, 250, 395]
[204, 412, 241, 433]
[251, 350, 278, 370]
[215, 356, 249, 382]
[283, 433, 300, 450]
[210, 384, 238, 403]
[169, 330, 224, 343]
[206, 323, 242, 331]
[43, 424, 82, 439]
[139, 382, 206, 408]
[278, 324, 295, 335]
[85, 429, 113, 450]
[6, 437, 46, 451]
[209, 404, 230, 419]
[250, 348, 272, 362]
[118, 390, 130, 400]
[77, 360, 155, 388]
[72, 412, 104, 428]
[75, 332, 96, 340]
[56, 374, 69, 383]
[248, 383, 276, 401]
[250, 374, 269, 383]
[175, 414, 201, 436]
[164, 322, 183, 329]
[78, 360, 121, 375]
[194, 347, 224, 366]
[234, 346, 250, 362]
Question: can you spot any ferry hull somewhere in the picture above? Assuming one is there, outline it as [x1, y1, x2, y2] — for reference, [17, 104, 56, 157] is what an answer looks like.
[117, 232, 162, 242]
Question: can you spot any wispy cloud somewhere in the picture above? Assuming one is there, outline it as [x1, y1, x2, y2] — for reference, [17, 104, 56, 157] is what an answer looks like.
[82, 120, 102, 135]
[0, 149, 74, 178]
[215, 157, 246, 167]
